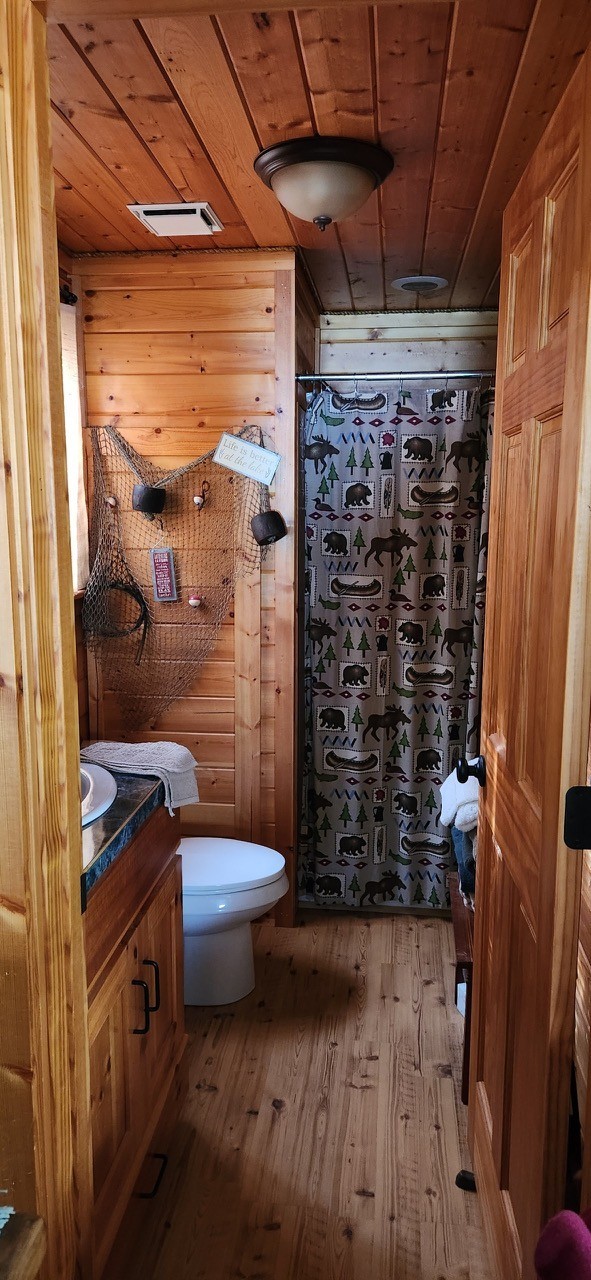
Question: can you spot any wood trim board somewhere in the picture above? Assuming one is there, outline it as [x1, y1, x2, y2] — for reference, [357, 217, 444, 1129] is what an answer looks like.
[0, 3, 92, 1275]
[272, 267, 298, 925]
[46, 0, 453, 17]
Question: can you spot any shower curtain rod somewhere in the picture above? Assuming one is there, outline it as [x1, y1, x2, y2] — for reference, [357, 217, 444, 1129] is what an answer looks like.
[296, 370, 494, 382]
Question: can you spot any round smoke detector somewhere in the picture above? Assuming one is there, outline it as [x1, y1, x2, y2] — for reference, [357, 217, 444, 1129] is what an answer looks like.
[391, 274, 448, 295]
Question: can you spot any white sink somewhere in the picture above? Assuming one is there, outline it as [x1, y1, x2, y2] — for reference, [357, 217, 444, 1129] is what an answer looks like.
[81, 763, 117, 828]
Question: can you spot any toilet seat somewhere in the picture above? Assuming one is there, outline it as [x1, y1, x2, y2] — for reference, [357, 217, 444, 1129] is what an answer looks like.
[181, 837, 285, 895]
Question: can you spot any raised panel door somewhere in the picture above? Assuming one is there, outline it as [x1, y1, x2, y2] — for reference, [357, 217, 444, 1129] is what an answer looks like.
[469, 50, 591, 1280]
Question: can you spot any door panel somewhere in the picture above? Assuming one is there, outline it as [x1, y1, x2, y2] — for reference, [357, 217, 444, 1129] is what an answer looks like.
[507, 906, 543, 1263]
[521, 417, 561, 797]
[482, 842, 513, 1183]
[470, 50, 591, 1280]
[541, 155, 578, 345]
[491, 430, 525, 751]
[137, 858, 184, 1120]
[507, 228, 534, 372]
[88, 943, 138, 1229]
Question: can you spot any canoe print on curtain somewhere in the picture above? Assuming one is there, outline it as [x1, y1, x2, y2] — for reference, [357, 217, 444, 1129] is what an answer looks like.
[299, 384, 493, 911]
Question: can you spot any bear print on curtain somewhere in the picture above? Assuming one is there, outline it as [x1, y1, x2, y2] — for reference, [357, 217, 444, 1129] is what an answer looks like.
[299, 383, 493, 912]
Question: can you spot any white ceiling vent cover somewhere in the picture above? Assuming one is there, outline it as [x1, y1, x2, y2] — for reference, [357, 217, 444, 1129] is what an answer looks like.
[127, 202, 224, 236]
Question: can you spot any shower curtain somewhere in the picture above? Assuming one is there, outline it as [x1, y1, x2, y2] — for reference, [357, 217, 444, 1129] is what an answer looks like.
[299, 382, 493, 911]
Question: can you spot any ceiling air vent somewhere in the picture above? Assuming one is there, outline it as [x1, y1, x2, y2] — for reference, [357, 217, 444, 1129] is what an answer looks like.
[391, 274, 448, 295]
[127, 202, 224, 236]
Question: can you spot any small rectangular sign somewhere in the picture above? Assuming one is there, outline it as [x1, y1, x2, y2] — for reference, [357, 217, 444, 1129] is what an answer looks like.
[150, 547, 177, 602]
[213, 432, 280, 486]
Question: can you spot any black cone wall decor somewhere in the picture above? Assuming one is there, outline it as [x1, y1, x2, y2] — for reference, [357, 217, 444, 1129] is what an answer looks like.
[251, 510, 288, 546]
[132, 483, 166, 516]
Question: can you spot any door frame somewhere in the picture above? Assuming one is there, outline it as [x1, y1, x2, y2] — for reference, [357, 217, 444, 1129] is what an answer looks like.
[0, 2, 92, 1275]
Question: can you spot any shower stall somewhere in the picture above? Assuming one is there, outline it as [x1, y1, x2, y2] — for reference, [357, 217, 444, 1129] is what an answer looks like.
[298, 374, 494, 913]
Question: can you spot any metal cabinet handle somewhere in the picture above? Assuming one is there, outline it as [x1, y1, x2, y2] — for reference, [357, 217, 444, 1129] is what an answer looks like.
[142, 958, 161, 1013]
[131, 978, 150, 1034]
[136, 1152, 168, 1200]
[456, 755, 486, 787]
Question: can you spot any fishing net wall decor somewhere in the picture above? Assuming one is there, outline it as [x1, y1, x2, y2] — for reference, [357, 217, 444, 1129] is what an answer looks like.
[83, 423, 268, 729]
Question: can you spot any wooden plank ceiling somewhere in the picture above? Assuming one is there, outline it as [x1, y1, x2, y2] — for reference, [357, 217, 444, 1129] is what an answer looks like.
[48, 2, 591, 311]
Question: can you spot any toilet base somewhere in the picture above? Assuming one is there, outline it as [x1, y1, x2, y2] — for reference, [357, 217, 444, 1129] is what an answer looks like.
[184, 922, 255, 1005]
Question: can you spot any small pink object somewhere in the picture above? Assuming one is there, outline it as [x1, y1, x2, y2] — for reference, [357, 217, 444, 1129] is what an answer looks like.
[188, 594, 204, 608]
[535, 1210, 591, 1280]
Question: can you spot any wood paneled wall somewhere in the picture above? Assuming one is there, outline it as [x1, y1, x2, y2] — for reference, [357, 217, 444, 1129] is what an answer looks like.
[296, 274, 319, 376]
[319, 309, 498, 375]
[77, 249, 311, 923]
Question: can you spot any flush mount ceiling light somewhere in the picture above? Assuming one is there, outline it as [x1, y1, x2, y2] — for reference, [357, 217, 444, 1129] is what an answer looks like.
[391, 274, 448, 295]
[254, 136, 394, 231]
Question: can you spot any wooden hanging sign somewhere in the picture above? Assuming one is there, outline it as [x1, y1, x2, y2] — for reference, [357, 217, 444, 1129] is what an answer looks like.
[150, 547, 177, 602]
[213, 432, 280, 485]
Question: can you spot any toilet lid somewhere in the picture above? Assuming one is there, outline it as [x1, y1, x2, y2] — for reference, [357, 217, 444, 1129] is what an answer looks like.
[181, 837, 286, 894]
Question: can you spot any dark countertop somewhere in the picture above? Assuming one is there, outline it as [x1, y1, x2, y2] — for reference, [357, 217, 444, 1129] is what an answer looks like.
[81, 772, 165, 910]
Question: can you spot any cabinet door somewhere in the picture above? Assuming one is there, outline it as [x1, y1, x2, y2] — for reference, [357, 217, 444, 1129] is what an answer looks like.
[88, 942, 141, 1239]
[136, 857, 184, 1120]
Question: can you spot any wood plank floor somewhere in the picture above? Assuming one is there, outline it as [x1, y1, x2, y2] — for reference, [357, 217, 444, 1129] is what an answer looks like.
[104, 913, 494, 1280]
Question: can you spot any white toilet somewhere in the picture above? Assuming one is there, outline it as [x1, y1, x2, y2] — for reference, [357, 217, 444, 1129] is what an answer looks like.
[180, 837, 289, 1005]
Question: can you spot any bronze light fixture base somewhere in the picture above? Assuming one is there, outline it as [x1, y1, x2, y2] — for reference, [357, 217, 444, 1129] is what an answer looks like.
[254, 136, 394, 228]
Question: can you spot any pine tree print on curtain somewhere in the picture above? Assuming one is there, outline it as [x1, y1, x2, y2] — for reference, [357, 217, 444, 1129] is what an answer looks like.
[299, 383, 493, 911]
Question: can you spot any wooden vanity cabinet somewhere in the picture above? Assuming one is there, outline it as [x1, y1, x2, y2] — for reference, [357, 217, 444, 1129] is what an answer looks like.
[84, 807, 185, 1279]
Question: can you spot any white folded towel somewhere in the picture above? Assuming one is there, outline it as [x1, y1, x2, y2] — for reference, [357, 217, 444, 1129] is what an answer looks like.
[439, 760, 480, 833]
[81, 740, 199, 816]
[455, 796, 479, 833]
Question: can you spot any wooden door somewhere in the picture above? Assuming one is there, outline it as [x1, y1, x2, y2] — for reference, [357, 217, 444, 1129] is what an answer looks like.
[88, 942, 139, 1255]
[469, 51, 591, 1280]
[136, 859, 184, 1120]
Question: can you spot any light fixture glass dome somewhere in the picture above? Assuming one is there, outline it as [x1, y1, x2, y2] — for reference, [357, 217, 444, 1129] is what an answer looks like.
[254, 136, 394, 230]
[270, 160, 376, 226]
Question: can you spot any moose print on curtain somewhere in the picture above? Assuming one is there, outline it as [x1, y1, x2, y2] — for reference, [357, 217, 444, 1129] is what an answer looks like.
[299, 383, 493, 912]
